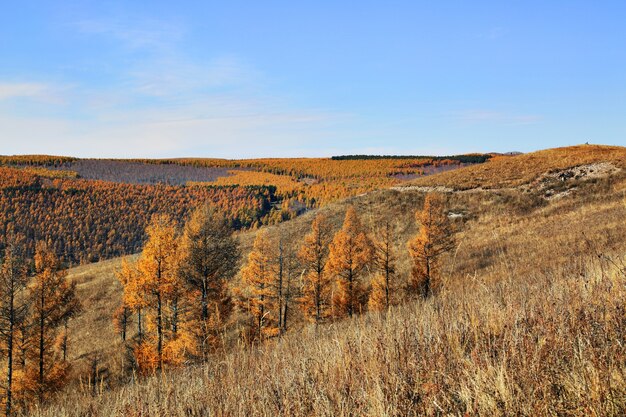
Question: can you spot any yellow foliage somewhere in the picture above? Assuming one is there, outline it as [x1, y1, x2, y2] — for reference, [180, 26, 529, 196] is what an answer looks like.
[298, 214, 334, 324]
[237, 230, 279, 341]
[326, 207, 374, 318]
[407, 194, 454, 297]
[368, 221, 399, 311]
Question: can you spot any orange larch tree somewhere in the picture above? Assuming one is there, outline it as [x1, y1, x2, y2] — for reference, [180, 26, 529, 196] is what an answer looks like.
[136, 214, 180, 371]
[368, 220, 398, 311]
[407, 193, 454, 298]
[116, 258, 146, 343]
[27, 242, 81, 404]
[112, 305, 133, 343]
[298, 214, 333, 325]
[326, 207, 374, 318]
[179, 205, 239, 360]
[236, 230, 278, 341]
[274, 229, 299, 333]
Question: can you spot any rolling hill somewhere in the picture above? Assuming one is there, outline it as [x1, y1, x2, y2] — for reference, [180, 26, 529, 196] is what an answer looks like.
[14, 145, 626, 416]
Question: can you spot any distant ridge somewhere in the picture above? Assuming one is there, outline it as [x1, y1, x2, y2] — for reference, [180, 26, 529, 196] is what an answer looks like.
[330, 154, 492, 163]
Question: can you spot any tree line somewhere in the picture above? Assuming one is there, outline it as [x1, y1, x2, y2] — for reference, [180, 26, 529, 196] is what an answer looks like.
[0, 192, 453, 415]
[0, 158, 464, 267]
[331, 154, 492, 163]
[113, 193, 454, 378]
[0, 167, 282, 264]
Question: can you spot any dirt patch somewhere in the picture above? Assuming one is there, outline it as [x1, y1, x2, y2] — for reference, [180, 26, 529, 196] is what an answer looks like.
[532, 162, 620, 189]
[524, 162, 620, 200]
[393, 162, 620, 200]
[390, 185, 455, 193]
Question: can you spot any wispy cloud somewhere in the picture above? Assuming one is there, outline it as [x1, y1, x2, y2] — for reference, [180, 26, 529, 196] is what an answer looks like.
[454, 109, 542, 125]
[129, 56, 256, 97]
[74, 16, 259, 98]
[74, 17, 184, 51]
[0, 104, 348, 158]
[0, 83, 53, 101]
[0, 14, 351, 158]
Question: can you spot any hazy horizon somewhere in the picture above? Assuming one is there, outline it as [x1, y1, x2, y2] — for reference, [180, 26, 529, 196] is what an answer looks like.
[1, 1, 625, 158]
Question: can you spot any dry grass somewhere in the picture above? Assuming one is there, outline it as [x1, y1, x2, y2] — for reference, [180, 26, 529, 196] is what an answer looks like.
[35, 256, 626, 416]
[65, 256, 137, 387]
[28, 145, 626, 416]
[407, 145, 626, 190]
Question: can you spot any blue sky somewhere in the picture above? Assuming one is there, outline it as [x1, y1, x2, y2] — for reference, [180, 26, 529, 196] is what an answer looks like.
[0, 1, 625, 158]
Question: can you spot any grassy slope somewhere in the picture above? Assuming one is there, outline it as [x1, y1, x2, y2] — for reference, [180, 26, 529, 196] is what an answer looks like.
[48, 145, 626, 416]
[66, 256, 137, 384]
[406, 144, 626, 189]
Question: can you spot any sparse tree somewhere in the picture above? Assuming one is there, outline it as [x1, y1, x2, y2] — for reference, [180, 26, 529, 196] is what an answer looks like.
[327, 207, 374, 318]
[179, 206, 239, 359]
[407, 193, 454, 298]
[0, 234, 29, 417]
[112, 305, 133, 343]
[236, 230, 278, 341]
[275, 230, 299, 333]
[28, 242, 81, 404]
[136, 214, 179, 371]
[117, 258, 146, 342]
[368, 220, 398, 311]
[298, 214, 333, 325]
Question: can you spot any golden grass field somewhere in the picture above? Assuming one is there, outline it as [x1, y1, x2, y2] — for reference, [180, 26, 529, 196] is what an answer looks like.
[31, 145, 626, 416]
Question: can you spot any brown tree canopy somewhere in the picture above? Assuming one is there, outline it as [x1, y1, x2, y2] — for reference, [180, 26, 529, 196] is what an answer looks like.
[26, 242, 81, 403]
[179, 205, 239, 359]
[368, 220, 399, 311]
[326, 207, 374, 318]
[298, 214, 334, 324]
[236, 230, 279, 341]
[407, 193, 454, 298]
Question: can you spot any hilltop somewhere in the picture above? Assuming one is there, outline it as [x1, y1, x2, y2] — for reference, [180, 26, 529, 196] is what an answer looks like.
[402, 144, 626, 190]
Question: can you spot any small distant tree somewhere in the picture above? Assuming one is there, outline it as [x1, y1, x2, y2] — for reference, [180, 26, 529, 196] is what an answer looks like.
[0, 234, 29, 417]
[116, 258, 146, 342]
[112, 305, 133, 342]
[298, 214, 333, 325]
[368, 220, 398, 311]
[327, 207, 374, 318]
[407, 193, 454, 298]
[179, 205, 239, 359]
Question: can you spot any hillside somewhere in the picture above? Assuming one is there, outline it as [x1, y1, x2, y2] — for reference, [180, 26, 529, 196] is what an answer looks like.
[0, 154, 481, 264]
[402, 144, 626, 190]
[43, 255, 626, 416]
[21, 144, 625, 416]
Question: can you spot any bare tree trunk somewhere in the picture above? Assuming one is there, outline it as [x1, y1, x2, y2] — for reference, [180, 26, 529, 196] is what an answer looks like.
[156, 291, 163, 369]
[277, 243, 284, 333]
[348, 269, 354, 318]
[38, 286, 45, 404]
[137, 308, 143, 342]
[61, 317, 71, 361]
[282, 269, 291, 332]
[6, 291, 14, 417]
[171, 298, 178, 335]
[424, 257, 431, 298]
[315, 273, 321, 325]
